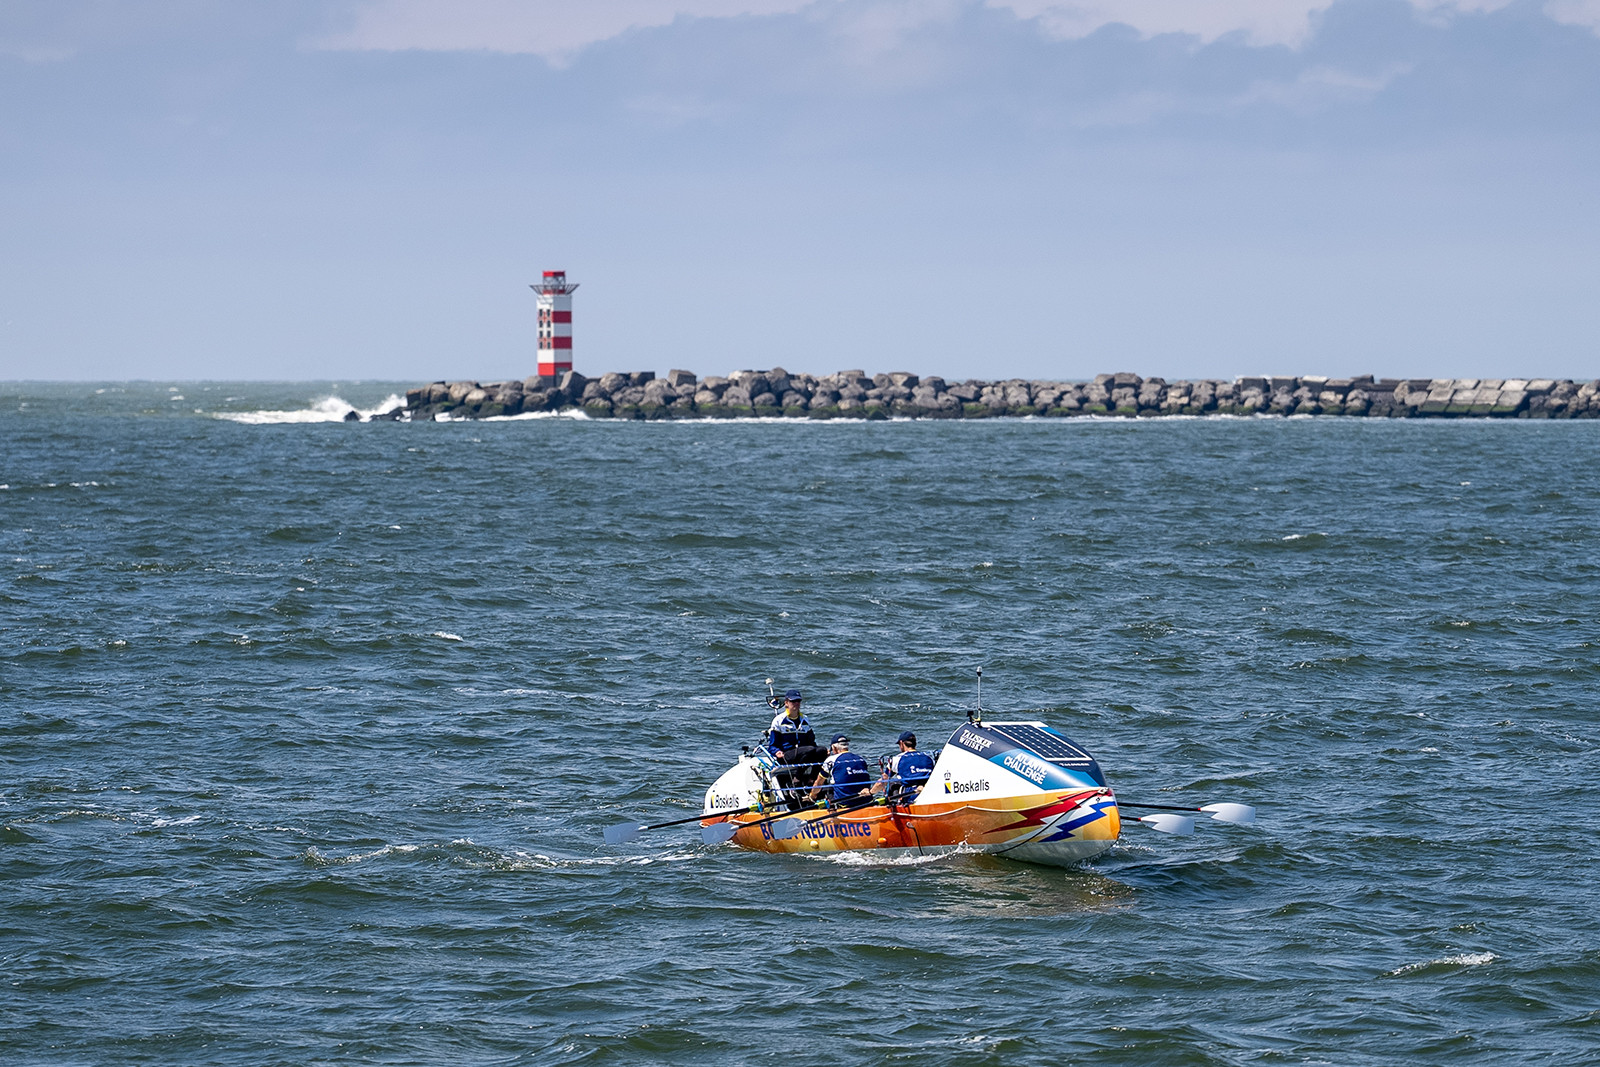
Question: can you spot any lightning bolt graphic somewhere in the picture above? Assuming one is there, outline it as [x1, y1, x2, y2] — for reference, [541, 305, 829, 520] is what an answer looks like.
[979, 789, 1103, 838]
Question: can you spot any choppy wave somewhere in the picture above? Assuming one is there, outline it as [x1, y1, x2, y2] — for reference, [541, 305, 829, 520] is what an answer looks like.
[216, 393, 405, 424]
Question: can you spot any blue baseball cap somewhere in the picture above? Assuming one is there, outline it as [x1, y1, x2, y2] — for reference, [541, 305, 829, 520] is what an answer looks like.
[831, 734, 849, 746]
[898, 731, 916, 745]
[784, 689, 802, 701]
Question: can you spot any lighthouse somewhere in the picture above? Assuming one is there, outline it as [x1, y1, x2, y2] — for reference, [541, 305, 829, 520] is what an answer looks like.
[532, 270, 578, 379]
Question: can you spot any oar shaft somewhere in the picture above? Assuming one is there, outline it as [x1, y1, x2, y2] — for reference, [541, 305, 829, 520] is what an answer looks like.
[729, 794, 879, 835]
[1117, 802, 1204, 813]
[643, 806, 752, 831]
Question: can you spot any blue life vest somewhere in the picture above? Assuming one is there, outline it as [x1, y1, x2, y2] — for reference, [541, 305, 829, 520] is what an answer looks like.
[889, 751, 935, 802]
[829, 752, 872, 802]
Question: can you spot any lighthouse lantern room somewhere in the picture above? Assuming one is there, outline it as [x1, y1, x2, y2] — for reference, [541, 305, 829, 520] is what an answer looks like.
[532, 270, 578, 378]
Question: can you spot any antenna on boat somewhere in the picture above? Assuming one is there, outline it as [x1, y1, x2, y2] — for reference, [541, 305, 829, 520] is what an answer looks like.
[969, 666, 983, 724]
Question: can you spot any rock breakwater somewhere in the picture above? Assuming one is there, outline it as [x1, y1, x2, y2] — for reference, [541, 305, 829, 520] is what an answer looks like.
[398, 370, 1600, 421]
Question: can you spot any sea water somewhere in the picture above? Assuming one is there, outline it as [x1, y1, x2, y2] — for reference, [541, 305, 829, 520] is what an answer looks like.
[3, 381, 1599, 1065]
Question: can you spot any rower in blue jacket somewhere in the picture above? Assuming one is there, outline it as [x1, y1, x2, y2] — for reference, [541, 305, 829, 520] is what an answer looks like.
[809, 735, 873, 804]
[765, 688, 827, 809]
[881, 731, 935, 804]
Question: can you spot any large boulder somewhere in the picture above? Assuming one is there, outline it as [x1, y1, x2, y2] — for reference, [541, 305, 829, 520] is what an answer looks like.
[666, 368, 697, 388]
[1421, 385, 1454, 414]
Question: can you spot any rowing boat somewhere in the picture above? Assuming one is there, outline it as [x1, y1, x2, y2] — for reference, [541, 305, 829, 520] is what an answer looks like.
[700, 718, 1120, 868]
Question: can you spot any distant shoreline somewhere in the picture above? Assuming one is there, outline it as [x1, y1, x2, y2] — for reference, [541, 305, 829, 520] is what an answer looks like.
[391, 370, 1600, 421]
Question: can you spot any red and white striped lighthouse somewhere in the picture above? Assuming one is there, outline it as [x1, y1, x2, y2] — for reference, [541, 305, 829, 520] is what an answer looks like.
[531, 270, 578, 378]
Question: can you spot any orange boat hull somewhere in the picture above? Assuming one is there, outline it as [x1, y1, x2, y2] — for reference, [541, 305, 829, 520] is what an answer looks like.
[706, 788, 1119, 867]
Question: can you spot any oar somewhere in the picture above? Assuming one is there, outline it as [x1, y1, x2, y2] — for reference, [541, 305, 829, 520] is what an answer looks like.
[701, 805, 811, 845]
[1117, 800, 1256, 836]
[759, 793, 883, 843]
[604, 806, 754, 845]
[702, 793, 881, 846]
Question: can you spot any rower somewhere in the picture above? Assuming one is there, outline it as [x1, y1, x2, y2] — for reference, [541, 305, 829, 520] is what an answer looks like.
[809, 735, 872, 804]
[764, 688, 826, 810]
[881, 731, 935, 804]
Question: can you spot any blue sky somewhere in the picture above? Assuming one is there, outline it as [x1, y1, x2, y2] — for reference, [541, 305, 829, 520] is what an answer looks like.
[2, 0, 1598, 382]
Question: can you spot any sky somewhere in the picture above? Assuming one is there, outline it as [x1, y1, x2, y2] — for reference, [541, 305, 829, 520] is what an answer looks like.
[2, 0, 1598, 383]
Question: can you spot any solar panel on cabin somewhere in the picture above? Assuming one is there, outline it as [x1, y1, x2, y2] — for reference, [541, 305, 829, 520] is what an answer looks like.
[991, 724, 1090, 763]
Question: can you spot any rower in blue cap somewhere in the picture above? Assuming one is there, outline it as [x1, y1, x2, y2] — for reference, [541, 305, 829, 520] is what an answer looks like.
[764, 688, 827, 810]
[880, 730, 935, 804]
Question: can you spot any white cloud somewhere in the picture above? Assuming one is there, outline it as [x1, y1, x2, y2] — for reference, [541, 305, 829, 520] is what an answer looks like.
[986, 1, 1338, 47]
[314, 0, 818, 61]
[0, 42, 76, 62]
[1544, 0, 1600, 32]
[310, 0, 1600, 63]
[1062, 61, 1407, 127]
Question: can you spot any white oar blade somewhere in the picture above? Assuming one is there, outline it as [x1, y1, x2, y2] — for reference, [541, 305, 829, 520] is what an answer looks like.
[771, 817, 805, 840]
[604, 823, 644, 846]
[701, 821, 740, 845]
[1201, 803, 1256, 826]
[1139, 814, 1195, 836]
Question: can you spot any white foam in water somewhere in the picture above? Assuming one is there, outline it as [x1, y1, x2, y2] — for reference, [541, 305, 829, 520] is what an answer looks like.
[218, 394, 406, 424]
[432, 631, 463, 642]
[478, 408, 592, 421]
[1384, 951, 1498, 977]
